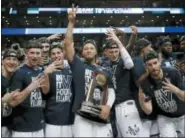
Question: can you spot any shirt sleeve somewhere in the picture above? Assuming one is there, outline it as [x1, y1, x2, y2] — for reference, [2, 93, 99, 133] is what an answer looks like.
[69, 55, 86, 95]
[120, 47, 134, 69]
[69, 55, 85, 75]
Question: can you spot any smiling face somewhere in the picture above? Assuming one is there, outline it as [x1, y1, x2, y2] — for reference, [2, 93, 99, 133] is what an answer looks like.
[3, 57, 18, 73]
[50, 47, 64, 62]
[26, 48, 42, 67]
[82, 43, 97, 62]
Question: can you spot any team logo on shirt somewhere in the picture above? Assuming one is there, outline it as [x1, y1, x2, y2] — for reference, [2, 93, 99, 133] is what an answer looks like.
[154, 88, 177, 113]
[56, 74, 72, 102]
[30, 77, 42, 107]
[112, 65, 117, 90]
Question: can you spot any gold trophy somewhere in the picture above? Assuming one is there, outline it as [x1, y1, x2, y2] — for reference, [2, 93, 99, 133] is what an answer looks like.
[77, 71, 110, 123]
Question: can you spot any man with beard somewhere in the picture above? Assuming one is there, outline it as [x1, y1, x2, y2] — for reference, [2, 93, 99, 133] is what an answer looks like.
[64, 5, 115, 137]
[129, 38, 159, 137]
[10, 40, 50, 137]
[157, 36, 176, 68]
[139, 50, 185, 137]
[44, 45, 74, 137]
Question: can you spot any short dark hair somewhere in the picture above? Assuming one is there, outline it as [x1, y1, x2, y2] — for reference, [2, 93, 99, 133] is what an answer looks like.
[106, 41, 118, 49]
[37, 37, 50, 44]
[156, 36, 171, 48]
[49, 45, 63, 56]
[26, 40, 42, 50]
[135, 38, 151, 55]
[83, 39, 97, 50]
[143, 50, 159, 63]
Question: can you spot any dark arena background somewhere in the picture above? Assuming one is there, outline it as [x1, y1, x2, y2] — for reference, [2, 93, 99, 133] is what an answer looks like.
[1, 0, 185, 51]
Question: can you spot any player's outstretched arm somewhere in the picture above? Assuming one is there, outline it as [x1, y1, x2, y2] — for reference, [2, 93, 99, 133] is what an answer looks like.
[64, 4, 78, 62]
[126, 25, 137, 53]
[8, 75, 46, 107]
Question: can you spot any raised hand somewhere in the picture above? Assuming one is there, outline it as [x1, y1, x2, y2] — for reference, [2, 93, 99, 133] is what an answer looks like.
[105, 28, 121, 44]
[138, 87, 146, 103]
[111, 26, 125, 35]
[130, 25, 137, 35]
[162, 78, 180, 93]
[44, 59, 64, 74]
[47, 34, 63, 41]
[25, 75, 46, 92]
[68, 4, 78, 24]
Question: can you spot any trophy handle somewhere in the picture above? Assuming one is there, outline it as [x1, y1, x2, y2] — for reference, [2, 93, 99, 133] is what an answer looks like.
[100, 86, 108, 105]
[85, 79, 94, 101]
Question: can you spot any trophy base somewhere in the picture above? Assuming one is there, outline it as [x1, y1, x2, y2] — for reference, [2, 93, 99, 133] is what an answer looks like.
[77, 102, 110, 124]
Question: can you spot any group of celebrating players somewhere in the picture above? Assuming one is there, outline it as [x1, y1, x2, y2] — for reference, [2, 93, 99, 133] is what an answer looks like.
[2, 5, 185, 138]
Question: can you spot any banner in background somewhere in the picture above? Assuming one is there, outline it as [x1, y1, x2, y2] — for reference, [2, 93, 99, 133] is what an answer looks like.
[7, 8, 185, 14]
[2, 27, 185, 35]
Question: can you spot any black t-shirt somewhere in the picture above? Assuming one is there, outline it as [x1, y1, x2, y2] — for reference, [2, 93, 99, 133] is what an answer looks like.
[44, 67, 74, 125]
[69, 55, 113, 112]
[100, 56, 112, 76]
[111, 58, 133, 104]
[161, 55, 176, 68]
[131, 57, 157, 120]
[1, 75, 12, 127]
[10, 64, 45, 132]
[141, 67, 185, 118]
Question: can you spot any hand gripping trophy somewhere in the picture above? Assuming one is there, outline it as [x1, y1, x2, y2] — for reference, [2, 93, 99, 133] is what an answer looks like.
[77, 70, 110, 123]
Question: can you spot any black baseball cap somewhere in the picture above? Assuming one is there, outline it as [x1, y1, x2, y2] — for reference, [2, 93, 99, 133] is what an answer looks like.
[159, 36, 172, 47]
[107, 41, 118, 49]
[143, 50, 159, 63]
[135, 38, 151, 53]
[3, 49, 18, 60]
